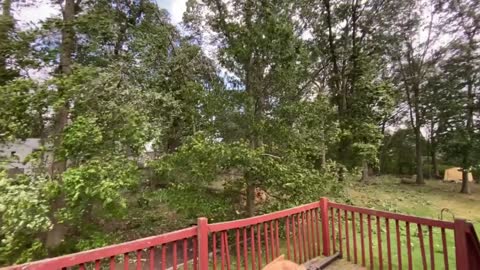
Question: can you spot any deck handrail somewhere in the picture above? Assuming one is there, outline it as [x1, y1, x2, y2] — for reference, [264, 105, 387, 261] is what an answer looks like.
[2, 197, 479, 270]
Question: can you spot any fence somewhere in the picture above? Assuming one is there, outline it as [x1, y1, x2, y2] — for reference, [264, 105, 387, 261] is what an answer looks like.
[2, 198, 479, 270]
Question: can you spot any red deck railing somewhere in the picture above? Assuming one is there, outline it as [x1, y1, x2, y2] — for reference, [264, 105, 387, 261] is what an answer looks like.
[328, 202, 457, 269]
[2, 198, 479, 270]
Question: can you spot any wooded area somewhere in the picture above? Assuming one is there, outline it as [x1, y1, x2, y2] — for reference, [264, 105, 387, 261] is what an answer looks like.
[0, 0, 478, 265]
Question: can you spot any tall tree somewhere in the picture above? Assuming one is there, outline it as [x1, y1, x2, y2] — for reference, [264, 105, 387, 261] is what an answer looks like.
[183, 0, 340, 216]
[436, 0, 480, 193]
[390, 0, 441, 184]
[301, 0, 402, 180]
[45, 0, 77, 250]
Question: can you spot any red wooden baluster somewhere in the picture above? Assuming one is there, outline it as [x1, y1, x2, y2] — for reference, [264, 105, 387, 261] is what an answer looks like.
[250, 227, 256, 270]
[225, 231, 231, 270]
[162, 245, 167, 270]
[257, 225, 262, 270]
[286, 216, 291, 260]
[338, 209, 343, 255]
[136, 250, 142, 270]
[310, 210, 316, 257]
[310, 209, 320, 257]
[221, 233, 226, 270]
[293, 214, 298, 262]
[183, 239, 188, 270]
[367, 215, 373, 270]
[345, 210, 350, 261]
[110, 256, 116, 270]
[173, 242, 178, 270]
[276, 220, 280, 258]
[376, 216, 383, 270]
[360, 213, 366, 267]
[406, 222, 412, 270]
[297, 214, 303, 262]
[331, 208, 336, 254]
[395, 220, 402, 269]
[417, 224, 427, 270]
[79, 263, 85, 270]
[151, 247, 156, 270]
[304, 211, 309, 260]
[264, 222, 270, 263]
[428, 226, 435, 270]
[301, 212, 307, 261]
[315, 208, 321, 256]
[352, 212, 357, 264]
[213, 233, 217, 270]
[311, 210, 317, 258]
[124, 253, 129, 270]
[270, 221, 275, 260]
[236, 229, 241, 270]
[386, 219, 392, 270]
[95, 259, 101, 270]
[243, 227, 248, 270]
[441, 228, 448, 270]
[304, 211, 311, 260]
[193, 237, 198, 270]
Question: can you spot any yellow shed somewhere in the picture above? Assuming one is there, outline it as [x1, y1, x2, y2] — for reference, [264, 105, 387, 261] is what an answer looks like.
[443, 167, 474, 183]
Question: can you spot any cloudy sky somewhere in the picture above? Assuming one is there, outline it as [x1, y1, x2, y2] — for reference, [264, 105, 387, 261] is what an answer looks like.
[14, 0, 187, 26]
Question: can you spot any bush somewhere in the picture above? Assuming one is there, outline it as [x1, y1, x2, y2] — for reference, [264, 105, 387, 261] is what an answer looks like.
[0, 172, 51, 265]
[157, 185, 240, 222]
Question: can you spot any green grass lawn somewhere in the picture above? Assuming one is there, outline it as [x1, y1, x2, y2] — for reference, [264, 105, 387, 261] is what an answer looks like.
[334, 175, 480, 269]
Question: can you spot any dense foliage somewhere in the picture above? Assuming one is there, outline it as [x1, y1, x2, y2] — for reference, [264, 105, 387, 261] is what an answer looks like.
[0, 0, 478, 265]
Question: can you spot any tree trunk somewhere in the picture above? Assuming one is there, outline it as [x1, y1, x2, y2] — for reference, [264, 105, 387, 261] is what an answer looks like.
[0, 0, 15, 85]
[360, 159, 369, 182]
[412, 81, 425, 184]
[460, 169, 471, 194]
[460, 85, 474, 194]
[320, 119, 326, 169]
[245, 182, 255, 217]
[323, 0, 343, 114]
[431, 144, 439, 179]
[414, 126, 425, 184]
[46, 0, 76, 250]
[460, 34, 475, 194]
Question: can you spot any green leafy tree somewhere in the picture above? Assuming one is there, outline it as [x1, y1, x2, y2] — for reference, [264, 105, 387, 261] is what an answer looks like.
[301, 0, 401, 180]
[0, 0, 215, 261]
[182, 0, 342, 216]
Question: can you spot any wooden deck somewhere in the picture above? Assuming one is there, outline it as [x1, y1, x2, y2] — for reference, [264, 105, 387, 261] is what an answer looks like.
[303, 254, 365, 270]
[323, 259, 366, 270]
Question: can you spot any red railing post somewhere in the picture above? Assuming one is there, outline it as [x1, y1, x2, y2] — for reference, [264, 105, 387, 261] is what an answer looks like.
[320, 197, 331, 256]
[198, 217, 209, 270]
[454, 219, 469, 270]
